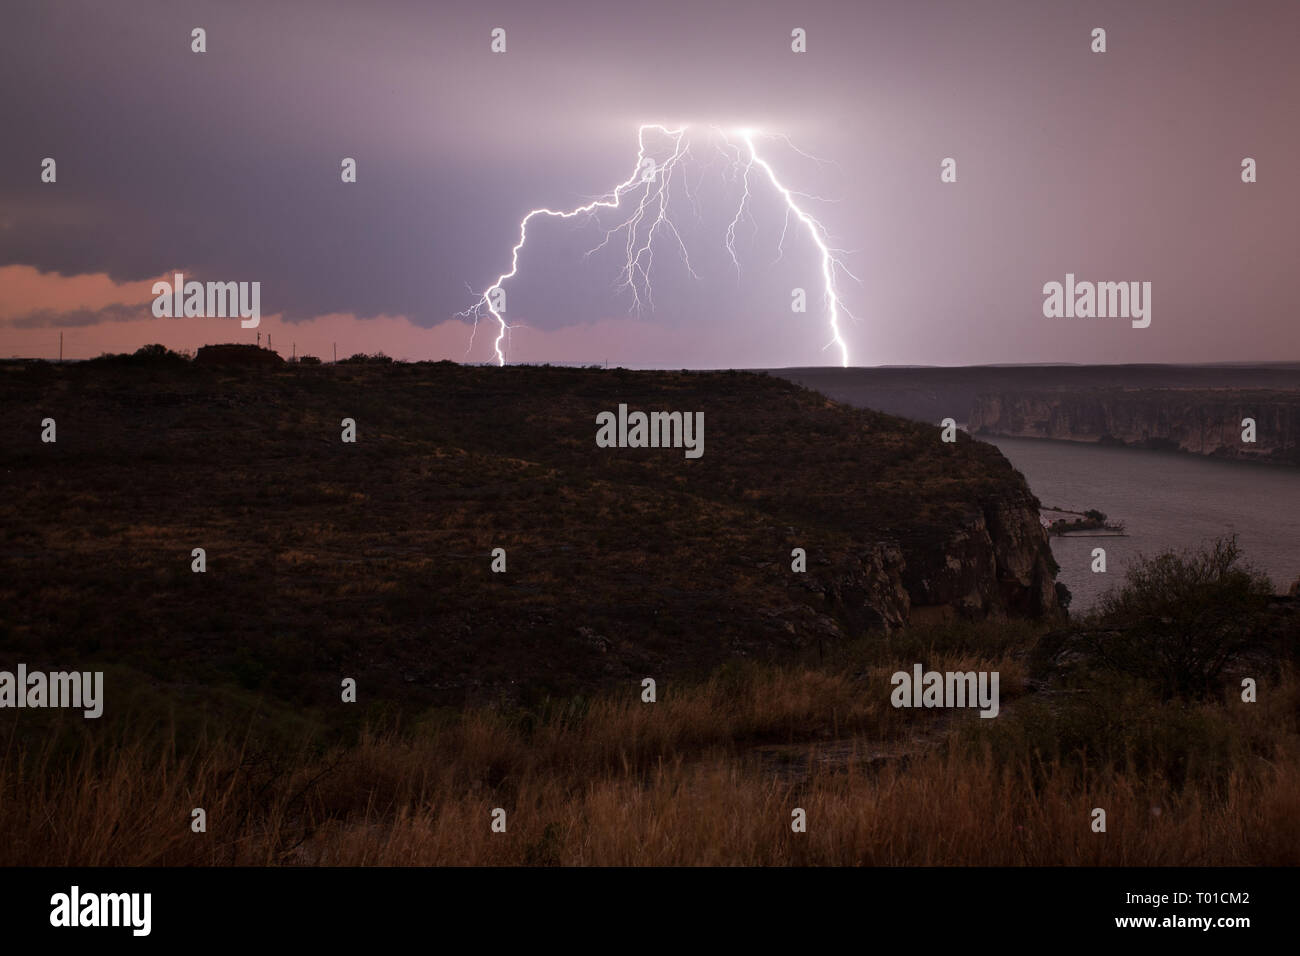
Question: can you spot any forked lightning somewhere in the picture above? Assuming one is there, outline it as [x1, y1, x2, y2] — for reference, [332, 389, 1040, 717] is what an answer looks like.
[462, 124, 856, 366]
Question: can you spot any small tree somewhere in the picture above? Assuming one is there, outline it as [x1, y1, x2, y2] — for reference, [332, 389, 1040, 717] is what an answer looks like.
[1085, 537, 1272, 698]
[89, 343, 188, 366]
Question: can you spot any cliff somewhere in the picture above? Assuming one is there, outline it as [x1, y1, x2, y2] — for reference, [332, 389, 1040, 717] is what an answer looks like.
[773, 364, 1300, 426]
[0, 360, 1059, 706]
[970, 389, 1300, 465]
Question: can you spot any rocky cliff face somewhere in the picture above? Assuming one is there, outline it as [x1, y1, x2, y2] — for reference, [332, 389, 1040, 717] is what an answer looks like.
[790, 496, 1060, 643]
[798, 482, 1060, 636]
[970, 389, 1300, 464]
[894, 492, 1059, 620]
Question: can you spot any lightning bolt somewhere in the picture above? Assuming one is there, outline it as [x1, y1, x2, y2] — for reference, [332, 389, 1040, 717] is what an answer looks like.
[734, 128, 856, 367]
[463, 124, 856, 367]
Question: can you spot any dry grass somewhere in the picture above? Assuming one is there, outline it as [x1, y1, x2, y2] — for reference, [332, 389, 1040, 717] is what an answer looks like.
[3, 654, 1297, 866]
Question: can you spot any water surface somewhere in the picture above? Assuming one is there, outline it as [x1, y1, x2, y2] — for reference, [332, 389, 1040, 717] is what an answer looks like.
[987, 437, 1300, 613]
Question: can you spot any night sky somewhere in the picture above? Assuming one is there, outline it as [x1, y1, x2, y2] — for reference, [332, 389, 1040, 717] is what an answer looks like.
[2, 0, 1296, 366]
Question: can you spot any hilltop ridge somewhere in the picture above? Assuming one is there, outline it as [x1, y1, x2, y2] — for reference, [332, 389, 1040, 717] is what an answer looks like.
[0, 359, 1059, 708]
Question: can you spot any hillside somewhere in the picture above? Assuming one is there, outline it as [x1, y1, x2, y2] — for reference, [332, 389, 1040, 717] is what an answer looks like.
[0, 357, 1058, 713]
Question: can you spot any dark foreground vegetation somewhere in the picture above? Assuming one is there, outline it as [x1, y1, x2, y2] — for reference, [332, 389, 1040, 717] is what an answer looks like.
[0, 539, 1295, 865]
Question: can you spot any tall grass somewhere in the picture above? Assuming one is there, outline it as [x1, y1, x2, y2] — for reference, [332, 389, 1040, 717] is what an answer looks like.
[2, 633, 1295, 865]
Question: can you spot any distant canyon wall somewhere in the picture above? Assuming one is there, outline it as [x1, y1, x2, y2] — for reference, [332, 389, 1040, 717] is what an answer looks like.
[970, 389, 1300, 464]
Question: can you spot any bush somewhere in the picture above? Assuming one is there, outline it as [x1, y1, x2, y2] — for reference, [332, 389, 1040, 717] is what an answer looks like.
[968, 670, 1257, 793]
[1084, 537, 1273, 699]
[89, 343, 189, 366]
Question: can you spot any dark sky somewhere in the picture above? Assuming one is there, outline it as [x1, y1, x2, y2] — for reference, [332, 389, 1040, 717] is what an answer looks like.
[2, 0, 1297, 366]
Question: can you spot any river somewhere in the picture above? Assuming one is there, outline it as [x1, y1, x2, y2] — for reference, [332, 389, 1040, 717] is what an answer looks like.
[986, 436, 1300, 613]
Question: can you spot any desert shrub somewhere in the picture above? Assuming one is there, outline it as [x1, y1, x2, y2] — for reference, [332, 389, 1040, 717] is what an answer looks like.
[965, 670, 1256, 794]
[89, 343, 189, 366]
[1084, 537, 1273, 699]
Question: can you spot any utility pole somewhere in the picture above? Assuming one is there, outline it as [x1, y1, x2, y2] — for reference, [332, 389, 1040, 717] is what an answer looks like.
[59, 332, 63, 363]
[333, 342, 337, 364]
[292, 342, 296, 363]
[268, 333, 272, 353]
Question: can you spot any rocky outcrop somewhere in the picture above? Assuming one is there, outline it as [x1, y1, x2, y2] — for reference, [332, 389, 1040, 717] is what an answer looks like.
[806, 542, 911, 633]
[795, 495, 1060, 634]
[898, 493, 1059, 620]
[970, 389, 1300, 465]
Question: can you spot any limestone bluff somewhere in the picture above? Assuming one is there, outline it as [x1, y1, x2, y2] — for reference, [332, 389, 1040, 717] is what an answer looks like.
[970, 388, 1300, 465]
